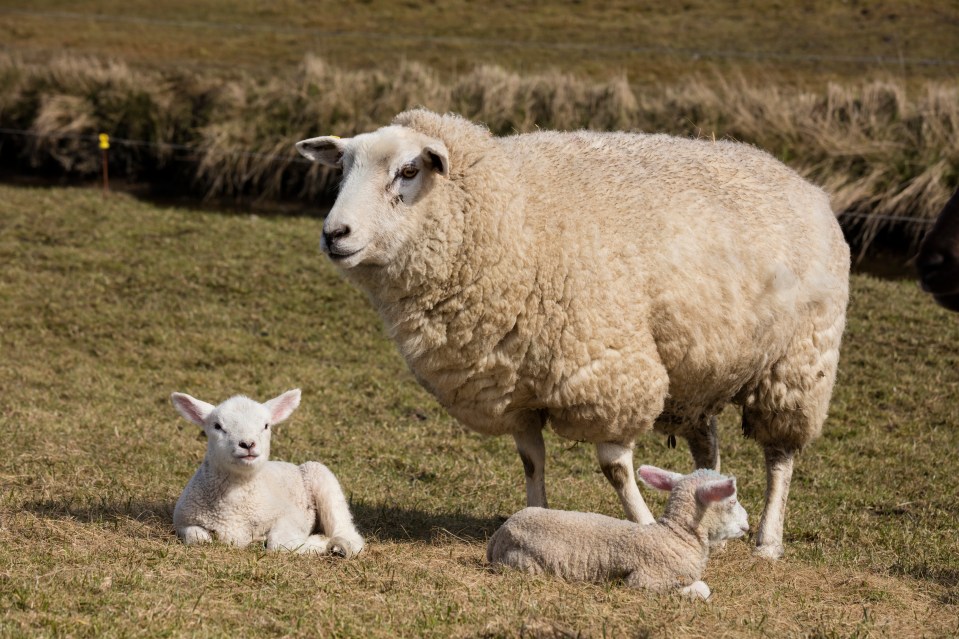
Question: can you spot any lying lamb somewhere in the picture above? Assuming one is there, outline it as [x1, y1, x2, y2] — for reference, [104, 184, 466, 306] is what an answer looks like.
[295, 109, 850, 559]
[171, 389, 364, 557]
[487, 465, 749, 600]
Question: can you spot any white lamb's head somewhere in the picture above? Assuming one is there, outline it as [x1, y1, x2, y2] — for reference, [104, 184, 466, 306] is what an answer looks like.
[295, 125, 450, 271]
[638, 465, 750, 543]
[171, 390, 301, 475]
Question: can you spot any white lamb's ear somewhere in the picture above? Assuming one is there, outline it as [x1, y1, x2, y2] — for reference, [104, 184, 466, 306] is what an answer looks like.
[637, 465, 684, 492]
[264, 389, 301, 425]
[295, 136, 348, 168]
[423, 141, 449, 177]
[696, 478, 737, 505]
[171, 393, 214, 427]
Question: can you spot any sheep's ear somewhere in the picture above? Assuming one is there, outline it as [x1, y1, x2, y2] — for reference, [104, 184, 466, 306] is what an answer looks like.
[264, 389, 301, 425]
[696, 478, 737, 505]
[423, 141, 449, 177]
[171, 393, 214, 427]
[295, 136, 347, 168]
[637, 465, 684, 492]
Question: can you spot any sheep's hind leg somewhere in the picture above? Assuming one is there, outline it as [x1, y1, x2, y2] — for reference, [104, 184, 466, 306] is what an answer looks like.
[513, 425, 548, 509]
[754, 446, 794, 560]
[597, 442, 655, 525]
[685, 415, 720, 472]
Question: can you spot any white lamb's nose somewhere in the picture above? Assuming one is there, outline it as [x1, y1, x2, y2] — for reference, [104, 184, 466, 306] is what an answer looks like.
[239, 441, 255, 451]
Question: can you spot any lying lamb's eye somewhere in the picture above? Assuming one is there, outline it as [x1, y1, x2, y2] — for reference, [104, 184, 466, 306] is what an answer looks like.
[213, 423, 223, 431]
[400, 165, 419, 180]
[264, 423, 270, 430]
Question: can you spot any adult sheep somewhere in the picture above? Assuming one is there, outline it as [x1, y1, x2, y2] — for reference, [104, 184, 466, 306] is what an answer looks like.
[296, 109, 850, 559]
[916, 187, 959, 312]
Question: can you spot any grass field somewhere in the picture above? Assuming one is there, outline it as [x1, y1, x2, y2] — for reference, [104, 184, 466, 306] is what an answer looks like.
[3, 1, 959, 85]
[2, 183, 958, 637]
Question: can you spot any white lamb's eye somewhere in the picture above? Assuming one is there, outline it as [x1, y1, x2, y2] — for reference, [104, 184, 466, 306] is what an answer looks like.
[400, 165, 419, 180]
[213, 423, 223, 431]
[264, 423, 269, 430]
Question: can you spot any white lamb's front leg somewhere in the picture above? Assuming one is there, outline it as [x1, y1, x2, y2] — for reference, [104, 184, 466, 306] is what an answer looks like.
[178, 525, 213, 545]
[266, 521, 316, 554]
[680, 580, 711, 601]
[300, 462, 365, 558]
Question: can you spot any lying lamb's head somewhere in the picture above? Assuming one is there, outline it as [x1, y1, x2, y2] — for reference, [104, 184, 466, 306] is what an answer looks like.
[295, 126, 449, 271]
[638, 465, 750, 543]
[171, 390, 301, 475]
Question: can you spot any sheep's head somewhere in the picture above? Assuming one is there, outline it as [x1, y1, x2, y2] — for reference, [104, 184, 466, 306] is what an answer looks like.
[639, 465, 750, 543]
[295, 126, 450, 272]
[171, 389, 301, 476]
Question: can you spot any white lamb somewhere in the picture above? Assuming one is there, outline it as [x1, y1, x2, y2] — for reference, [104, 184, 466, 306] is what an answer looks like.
[295, 108, 850, 559]
[171, 389, 364, 556]
[487, 465, 749, 600]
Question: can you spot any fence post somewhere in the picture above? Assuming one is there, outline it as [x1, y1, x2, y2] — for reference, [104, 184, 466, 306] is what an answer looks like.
[99, 133, 110, 195]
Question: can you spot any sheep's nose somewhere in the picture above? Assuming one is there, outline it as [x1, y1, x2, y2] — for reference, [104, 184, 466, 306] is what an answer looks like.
[323, 224, 351, 246]
[239, 441, 255, 451]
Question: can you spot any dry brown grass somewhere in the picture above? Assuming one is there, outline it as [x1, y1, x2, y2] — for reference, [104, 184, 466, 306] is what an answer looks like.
[2, 184, 958, 637]
[1, 52, 957, 246]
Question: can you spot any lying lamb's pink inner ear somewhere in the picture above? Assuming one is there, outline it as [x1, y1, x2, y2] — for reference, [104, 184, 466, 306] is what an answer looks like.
[638, 465, 678, 492]
[696, 479, 737, 504]
[171, 393, 213, 427]
[266, 389, 301, 425]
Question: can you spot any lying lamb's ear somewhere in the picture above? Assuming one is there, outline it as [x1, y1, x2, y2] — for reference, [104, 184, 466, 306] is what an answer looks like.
[171, 393, 215, 427]
[637, 465, 684, 492]
[264, 389, 301, 425]
[423, 141, 449, 177]
[295, 136, 348, 168]
[696, 478, 737, 505]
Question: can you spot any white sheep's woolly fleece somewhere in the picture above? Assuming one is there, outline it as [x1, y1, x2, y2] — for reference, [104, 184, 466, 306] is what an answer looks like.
[487, 465, 750, 600]
[171, 389, 364, 556]
[295, 108, 849, 559]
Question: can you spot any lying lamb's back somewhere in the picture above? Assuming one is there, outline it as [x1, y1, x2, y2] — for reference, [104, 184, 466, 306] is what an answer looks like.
[488, 507, 662, 583]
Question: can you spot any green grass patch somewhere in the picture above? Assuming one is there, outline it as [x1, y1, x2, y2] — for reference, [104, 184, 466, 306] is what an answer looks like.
[1, 184, 958, 637]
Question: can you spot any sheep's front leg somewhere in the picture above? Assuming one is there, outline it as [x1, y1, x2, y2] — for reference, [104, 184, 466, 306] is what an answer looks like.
[754, 446, 794, 560]
[685, 415, 720, 472]
[178, 525, 213, 545]
[596, 442, 655, 525]
[513, 425, 548, 509]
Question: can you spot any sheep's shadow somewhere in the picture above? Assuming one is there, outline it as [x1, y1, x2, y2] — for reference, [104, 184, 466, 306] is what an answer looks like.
[19, 497, 175, 532]
[18, 496, 502, 544]
[350, 500, 505, 543]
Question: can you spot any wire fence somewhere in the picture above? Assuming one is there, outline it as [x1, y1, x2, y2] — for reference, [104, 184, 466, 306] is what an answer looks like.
[3, 7, 959, 69]
[0, 125, 938, 225]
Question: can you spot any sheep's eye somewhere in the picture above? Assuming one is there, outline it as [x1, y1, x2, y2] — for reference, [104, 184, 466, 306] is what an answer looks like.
[400, 165, 419, 180]
[264, 423, 270, 430]
[213, 423, 223, 431]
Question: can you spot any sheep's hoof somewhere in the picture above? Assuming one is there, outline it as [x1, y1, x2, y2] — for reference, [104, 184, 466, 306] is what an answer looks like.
[753, 543, 784, 560]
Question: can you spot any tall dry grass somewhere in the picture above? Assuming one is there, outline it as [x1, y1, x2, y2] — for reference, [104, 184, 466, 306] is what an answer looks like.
[1, 53, 956, 246]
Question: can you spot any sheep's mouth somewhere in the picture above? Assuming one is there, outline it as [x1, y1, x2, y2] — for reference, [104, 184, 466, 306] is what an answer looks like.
[235, 454, 261, 463]
[328, 247, 362, 262]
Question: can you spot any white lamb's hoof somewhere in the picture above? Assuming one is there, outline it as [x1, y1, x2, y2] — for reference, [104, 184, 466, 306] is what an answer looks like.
[753, 543, 784, 560]
[680, 580, 711, 601]
[328, 535, 363, 559]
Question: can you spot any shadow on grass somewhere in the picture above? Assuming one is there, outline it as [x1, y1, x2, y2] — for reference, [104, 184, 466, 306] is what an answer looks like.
[19, 496, 503, 544]
[890, 562, 959, 603]
[351, 501, 505, 543]
[20, 497, 175, 530]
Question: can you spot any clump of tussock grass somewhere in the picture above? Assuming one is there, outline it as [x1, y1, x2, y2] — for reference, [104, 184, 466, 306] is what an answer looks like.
[1, 52, 956, 246]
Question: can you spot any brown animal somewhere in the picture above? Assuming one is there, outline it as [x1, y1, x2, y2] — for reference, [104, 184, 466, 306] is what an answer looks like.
[917, 188, 959, 312]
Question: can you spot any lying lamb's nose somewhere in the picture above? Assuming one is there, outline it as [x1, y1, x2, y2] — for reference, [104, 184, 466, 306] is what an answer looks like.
[239, 441, 255, 451]
[324, 224, 351, 245]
